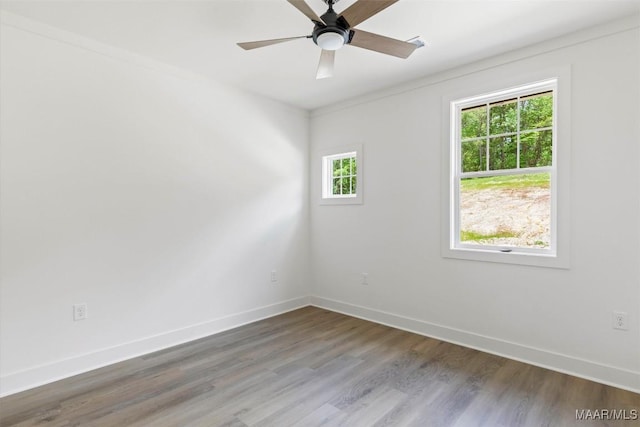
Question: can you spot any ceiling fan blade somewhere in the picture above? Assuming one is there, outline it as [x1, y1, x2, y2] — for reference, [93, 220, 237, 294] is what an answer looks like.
[339, 0, 399, 28]
[287, 0, 323, 24]
[237, 36, 308, 50]
[316, 49, 335, 79]
[349, 29, 417, 59]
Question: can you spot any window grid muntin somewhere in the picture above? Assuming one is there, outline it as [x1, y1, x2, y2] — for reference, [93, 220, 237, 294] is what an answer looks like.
[460, 90, 553, 176]
[332, 156, 356, 196]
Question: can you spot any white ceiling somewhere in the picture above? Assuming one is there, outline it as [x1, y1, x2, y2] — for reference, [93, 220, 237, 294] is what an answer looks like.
[1, 0, 639, 110]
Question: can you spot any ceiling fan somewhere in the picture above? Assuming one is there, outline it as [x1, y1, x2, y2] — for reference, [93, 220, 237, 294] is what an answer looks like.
[237, 0, 422, 79]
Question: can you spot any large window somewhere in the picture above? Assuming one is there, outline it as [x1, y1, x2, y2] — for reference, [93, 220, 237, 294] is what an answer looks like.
[450, 79, 557, 257]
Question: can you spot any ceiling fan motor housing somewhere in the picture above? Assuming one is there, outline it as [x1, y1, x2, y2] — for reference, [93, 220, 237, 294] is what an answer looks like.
[312, 6, 353, 50]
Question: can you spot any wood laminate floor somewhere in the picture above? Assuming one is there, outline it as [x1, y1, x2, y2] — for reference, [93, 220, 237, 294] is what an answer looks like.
[1, 307, 638, 426]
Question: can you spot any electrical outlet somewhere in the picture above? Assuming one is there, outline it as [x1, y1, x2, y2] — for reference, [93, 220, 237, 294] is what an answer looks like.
[613, 311, 628, 330]
[271, 270, 277, 282]
[73, 303, 87, 321]
[361, 273, 369, 285]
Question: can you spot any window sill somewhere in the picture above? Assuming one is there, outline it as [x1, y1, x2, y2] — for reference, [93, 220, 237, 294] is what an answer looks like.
[320, 196, 363, 206]
[442, 246, 569, 269]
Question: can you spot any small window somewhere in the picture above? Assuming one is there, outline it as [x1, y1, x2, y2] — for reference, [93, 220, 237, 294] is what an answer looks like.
[450, 80, 558, 258]
[324, 152, 357, 198]
[320, 146, 362, 205]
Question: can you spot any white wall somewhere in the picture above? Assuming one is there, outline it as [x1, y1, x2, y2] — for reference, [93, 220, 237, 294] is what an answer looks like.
[0, 14, 309, 395]
[310, 19, 640, 392]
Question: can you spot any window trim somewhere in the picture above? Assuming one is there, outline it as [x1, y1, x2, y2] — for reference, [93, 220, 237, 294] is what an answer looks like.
[441, 67, 571, 269]
[319, 144, 363, 205]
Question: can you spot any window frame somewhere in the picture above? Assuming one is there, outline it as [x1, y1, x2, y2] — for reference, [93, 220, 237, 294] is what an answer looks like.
[319, 144, 363, 205]
[323, 151, 358, 199]
[442, 69, 570, 269]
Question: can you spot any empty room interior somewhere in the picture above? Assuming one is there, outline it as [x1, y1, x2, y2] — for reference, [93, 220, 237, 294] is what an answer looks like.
[1, 0, 640, 425]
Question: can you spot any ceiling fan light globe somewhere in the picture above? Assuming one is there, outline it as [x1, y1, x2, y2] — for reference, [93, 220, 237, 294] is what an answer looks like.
[316, 31, 345, 51]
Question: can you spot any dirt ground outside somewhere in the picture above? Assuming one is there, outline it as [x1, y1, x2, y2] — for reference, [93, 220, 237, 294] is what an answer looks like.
[460, 187, 550, 248]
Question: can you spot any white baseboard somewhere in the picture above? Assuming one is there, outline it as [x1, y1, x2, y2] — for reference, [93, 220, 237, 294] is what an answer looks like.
[3, 295, 637, 397]
[0, 296, 310, 397]
[310, 296, 640, 394]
